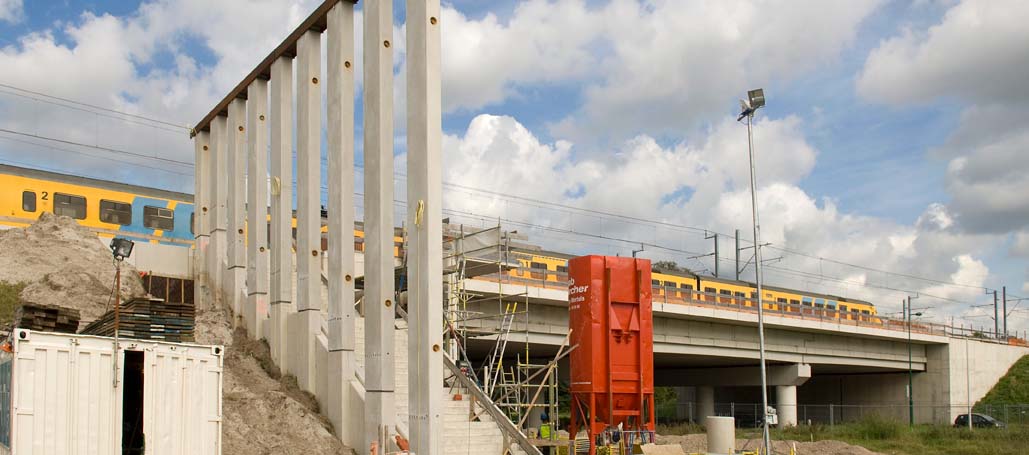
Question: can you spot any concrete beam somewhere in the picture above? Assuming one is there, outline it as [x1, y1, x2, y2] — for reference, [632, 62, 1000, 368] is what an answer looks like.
[294, 28, 322, 392]
[651, 364, 811, 387]
[406, 1, 444, 453]
[225, 97, 247, 317]
[326, 1, 357, 443]
[192, 131, 211, 308]
[268, 55, 294, 366]
[245, 79, 270, 338]
[208, 115, 227, 306]
[363, 0, 396, 449]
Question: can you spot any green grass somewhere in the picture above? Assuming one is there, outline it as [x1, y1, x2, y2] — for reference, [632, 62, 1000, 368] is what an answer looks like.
[746, 416, 1029, 455]
[977, 355, 1029, 407]
[0, 281, 25, 327]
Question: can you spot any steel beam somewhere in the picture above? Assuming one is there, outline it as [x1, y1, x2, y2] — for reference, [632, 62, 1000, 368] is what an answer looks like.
[406, 0, 444, 453]
[364, 0, 396, 449]
[246, 79, 270, 338]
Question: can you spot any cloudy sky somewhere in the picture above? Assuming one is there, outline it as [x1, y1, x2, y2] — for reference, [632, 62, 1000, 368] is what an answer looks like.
[1, 0, 1027, 330]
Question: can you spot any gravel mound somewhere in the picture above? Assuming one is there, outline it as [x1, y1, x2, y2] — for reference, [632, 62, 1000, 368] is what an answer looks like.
[0, 213, 145, 326]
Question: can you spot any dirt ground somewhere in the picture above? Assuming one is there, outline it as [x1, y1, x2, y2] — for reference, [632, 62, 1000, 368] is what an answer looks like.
[656, 433, 884, 455]
[195, 305, 350, 455]
[0, 212, 146, 325]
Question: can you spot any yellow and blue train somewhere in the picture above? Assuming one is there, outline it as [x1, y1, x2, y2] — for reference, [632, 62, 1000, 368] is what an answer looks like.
[0, 163, 877, 321]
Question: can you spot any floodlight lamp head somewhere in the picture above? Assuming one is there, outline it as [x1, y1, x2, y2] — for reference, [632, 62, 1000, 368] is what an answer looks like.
[110, 237, 134, 261]
[748, 88, 765, 109]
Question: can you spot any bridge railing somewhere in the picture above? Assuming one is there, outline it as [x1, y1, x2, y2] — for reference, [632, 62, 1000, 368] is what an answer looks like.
[471, 269, 1026, 344]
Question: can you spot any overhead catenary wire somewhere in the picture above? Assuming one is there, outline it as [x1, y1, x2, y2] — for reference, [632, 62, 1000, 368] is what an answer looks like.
[0, 81, 188, 131]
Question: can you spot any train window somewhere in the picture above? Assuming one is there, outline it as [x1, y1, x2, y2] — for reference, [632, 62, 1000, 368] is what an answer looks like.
[100, 200, 132, 226]
[777, 298, 787, 303]
[664, 281, 676, 289]
[652, 280, 661, 286]
[839, 304, 848, 313]
[143, 206, 174, 230]
[790, 299, 800, 306]
[53, 193, 86, 219]
[680, 284, 693, 290]
[22, 191, 36, 212]
[802, 297, 813, 306]
[556, 265, 568, 274]
[530, 262, 547, 270]
[704, 287, 716, 295]
[861, 310, 870, 315]
[719, 289, 732, 295]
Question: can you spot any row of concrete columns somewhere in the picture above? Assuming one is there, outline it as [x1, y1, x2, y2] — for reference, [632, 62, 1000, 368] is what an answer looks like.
[192, 1, 443, 453]
[683, 385, 797, 427]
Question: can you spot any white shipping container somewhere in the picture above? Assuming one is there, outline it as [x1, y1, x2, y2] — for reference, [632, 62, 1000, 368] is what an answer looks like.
[0, 329, 223, 455]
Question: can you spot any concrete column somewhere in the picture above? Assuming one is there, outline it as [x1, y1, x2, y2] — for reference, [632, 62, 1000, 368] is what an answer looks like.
[192, 131, 211, 309]
[698, 386, 715, 426]
[225, 97, 247, 318]
[364, 0, 396, 449]
[674, 386, 692, 421]
[776, 385, 798, 427]
[245, 79, 270, 338]
[268, 55, 294, 366]
[406, 1, 443, 453]
[326, 2, 356, 443]
[208, 115, 227, 306]
[293, 28, 323, 392]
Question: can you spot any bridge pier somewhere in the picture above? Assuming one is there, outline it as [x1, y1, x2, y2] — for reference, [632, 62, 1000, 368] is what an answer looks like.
[776, 385, 798, 427]
[697, 386, 715, 426]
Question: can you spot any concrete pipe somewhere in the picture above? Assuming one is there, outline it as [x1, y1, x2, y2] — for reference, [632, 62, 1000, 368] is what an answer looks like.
[706, 416, 735, 455]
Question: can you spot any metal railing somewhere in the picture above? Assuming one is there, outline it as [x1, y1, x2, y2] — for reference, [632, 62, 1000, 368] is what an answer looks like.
[473, 269, 1027, 344]
[442, 353, 542, 455]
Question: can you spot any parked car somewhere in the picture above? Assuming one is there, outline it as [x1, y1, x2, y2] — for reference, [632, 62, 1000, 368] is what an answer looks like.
[954, 413, 1006, 428]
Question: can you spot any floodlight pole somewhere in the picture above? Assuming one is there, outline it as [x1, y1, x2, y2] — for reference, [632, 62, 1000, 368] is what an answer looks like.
[745, 110, 772, 455]
[112, 257, 121, 389]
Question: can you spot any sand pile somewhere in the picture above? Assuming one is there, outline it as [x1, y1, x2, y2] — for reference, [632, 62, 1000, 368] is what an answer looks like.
[0, 213, 145, 325]
[656, 433, 883, 455]
[195, 299, 351, 455]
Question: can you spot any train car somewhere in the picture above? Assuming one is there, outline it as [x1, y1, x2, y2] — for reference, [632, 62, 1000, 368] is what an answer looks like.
[1, 164, 878, 321]
[0, 164, 405, 254]
[0, 164, 195, 246]
[505, 247, 878, 322]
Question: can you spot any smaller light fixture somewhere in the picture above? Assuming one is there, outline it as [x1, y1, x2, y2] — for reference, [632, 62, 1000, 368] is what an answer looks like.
[110, 237, 135, 261]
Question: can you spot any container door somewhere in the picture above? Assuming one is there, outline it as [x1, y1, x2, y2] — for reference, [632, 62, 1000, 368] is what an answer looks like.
[143, 344, 223, 455]
[11, 331, 120, 455]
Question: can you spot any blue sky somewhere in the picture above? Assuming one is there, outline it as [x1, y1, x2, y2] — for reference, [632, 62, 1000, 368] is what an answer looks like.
[1, 0, 1028, 326]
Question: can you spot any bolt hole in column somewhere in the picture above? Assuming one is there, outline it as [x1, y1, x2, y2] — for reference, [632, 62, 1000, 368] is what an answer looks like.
[312, 77, 319, 84]
[383, 40, 391, 48]
[344, 61, 351, 69]
[311, 250, 319, 257]
[345, 274, 352, 282]
[385, 299, 392, 307]
[430, 17, 437, 25]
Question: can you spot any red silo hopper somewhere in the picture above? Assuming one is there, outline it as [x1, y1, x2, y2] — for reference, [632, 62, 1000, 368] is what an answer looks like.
[568, 255, 655, 454]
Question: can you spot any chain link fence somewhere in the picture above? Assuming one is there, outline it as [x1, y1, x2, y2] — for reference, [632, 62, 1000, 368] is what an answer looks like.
[658, 402, 1029, 427]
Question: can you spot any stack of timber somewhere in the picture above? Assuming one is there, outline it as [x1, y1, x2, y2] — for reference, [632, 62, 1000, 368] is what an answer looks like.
[14, 303, 80, 333]
[143, 274, 195, 305]
[79, 297, 195, 342]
